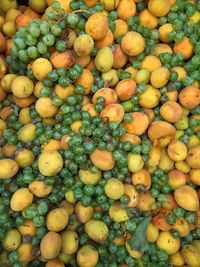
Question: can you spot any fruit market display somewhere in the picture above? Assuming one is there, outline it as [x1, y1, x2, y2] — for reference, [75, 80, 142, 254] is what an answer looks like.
[0, 0, 200, 266]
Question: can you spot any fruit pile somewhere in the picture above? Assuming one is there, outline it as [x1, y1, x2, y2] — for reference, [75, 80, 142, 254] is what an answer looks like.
[0, 0, 200, 266]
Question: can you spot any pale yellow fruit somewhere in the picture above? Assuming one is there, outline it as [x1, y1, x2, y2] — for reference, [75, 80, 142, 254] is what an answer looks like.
[38, 151, 63, 176]
[156, 231, 180, 255]
[94, 47, 113, 72]
[32, 58, 52, 81]
[85, 220, 109, 242]
[3, 229, 21, 251]
[104, 178, 124, 200]
[11, 76, 34, 98]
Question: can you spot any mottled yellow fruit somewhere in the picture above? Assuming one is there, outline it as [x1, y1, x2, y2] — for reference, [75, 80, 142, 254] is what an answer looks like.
[61, 230, 79, 255]
[17, 123, 36, 143]
[139, 85, 161, 108]
[40, 231, 62, 260]
[11, 76, 34, 98]
[38, 151, 63, 176]
[28, 180, 52, 197]
[95, 47, 113, 72]
[174, 185, 199, 211]
[74, 34, 94, 57]
[128, 153, 144, 173]
[75, 201, 93, 223]
[46, 208, 68, 232]
[85, 220, 109, 242]
[0, 159, 18, 179]
[28, 0, 46, 13]
[121, 31, 145, 56]
[181, 244, 200, 267]
[104, 178, 124, 200]
[3, 229, 21, 251]
[15, 149, 35, 168]
[146, 223, 159, 242]
[109, 204, 129, 222]
[32, 58, 52, 81]
[169, 252, 185, 267]
[18, 243, 33, 265]
[79, 169, 101, 185]
[10, 188, 33, 211]
[148, 0, 171, 17]
[77, 245, 99, 267]
[156, 231, 180, 255]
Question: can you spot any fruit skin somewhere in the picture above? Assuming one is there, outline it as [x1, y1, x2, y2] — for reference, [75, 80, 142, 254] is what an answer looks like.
[32, 58, 52, 81]
[146, 223, 159, 243]
[28, 0, 47, 13]
[28, 180, 52, 197]
[94, 47, 113, 73]
[75, 201, 93, 223]
[121, 31, 145, 56]
[156, 231, 180, 255]
[174, 185, 199, 211]
[181, 244, 200, 267]
[187, 145, 200, 169]
[3, 229, 21, 251]
[0, 159, 18, 179]
[85, 12, 109, 41]
[85, 220, 109, 242]
[77, 244, 99, 267]
[38, 151, 63, 176]
[61, 230, 79, 255]
[90, 148, 115, 170]
[0, 0, 17, 13]
[109, 204, 129, 222]
[148, 0, 171, 17]
[104, 178, 125, 200]
[40, 231, 62, 260]
[10, 188, 33, 211]
[46, 208, 68, 232]
[73, 34, 94, 57]
[17, 243, 33, 265]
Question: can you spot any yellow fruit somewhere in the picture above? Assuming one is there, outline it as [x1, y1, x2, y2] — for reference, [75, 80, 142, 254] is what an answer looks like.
[46, 208, 68, 232]
[104, 178, 124, 200]
[181, 244, 200, 267]
[121, 31, 145, 56]
[94, 47, 113, 72]
[17, 123, 36, 143]
[77, 245, 98, 267]
[85, 220, 109, 242]
[79, 169, 102, 185]
[0, 159, 18, 179]
[11, 76, 34, 98]
[3, 229, 21, 251]
[40, 231, 62, 260]
[32, 58, 52, 81]
[28, 0, 46, 12]
[109, 204, 129, 222]
[0, 0, 17, 12]
[28, 180, 52, 197]
[38, 151, 63, 176]
[61, 230, 79, 255]
[156, 231, 180, 255]
[10, 188, 33, 211]
[146, 223, 159, 243]
[174, 185, 199, 211]
[15, 149, 35, 168]
[128, 153, 144, 173]
[148, 0, 171, 17]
